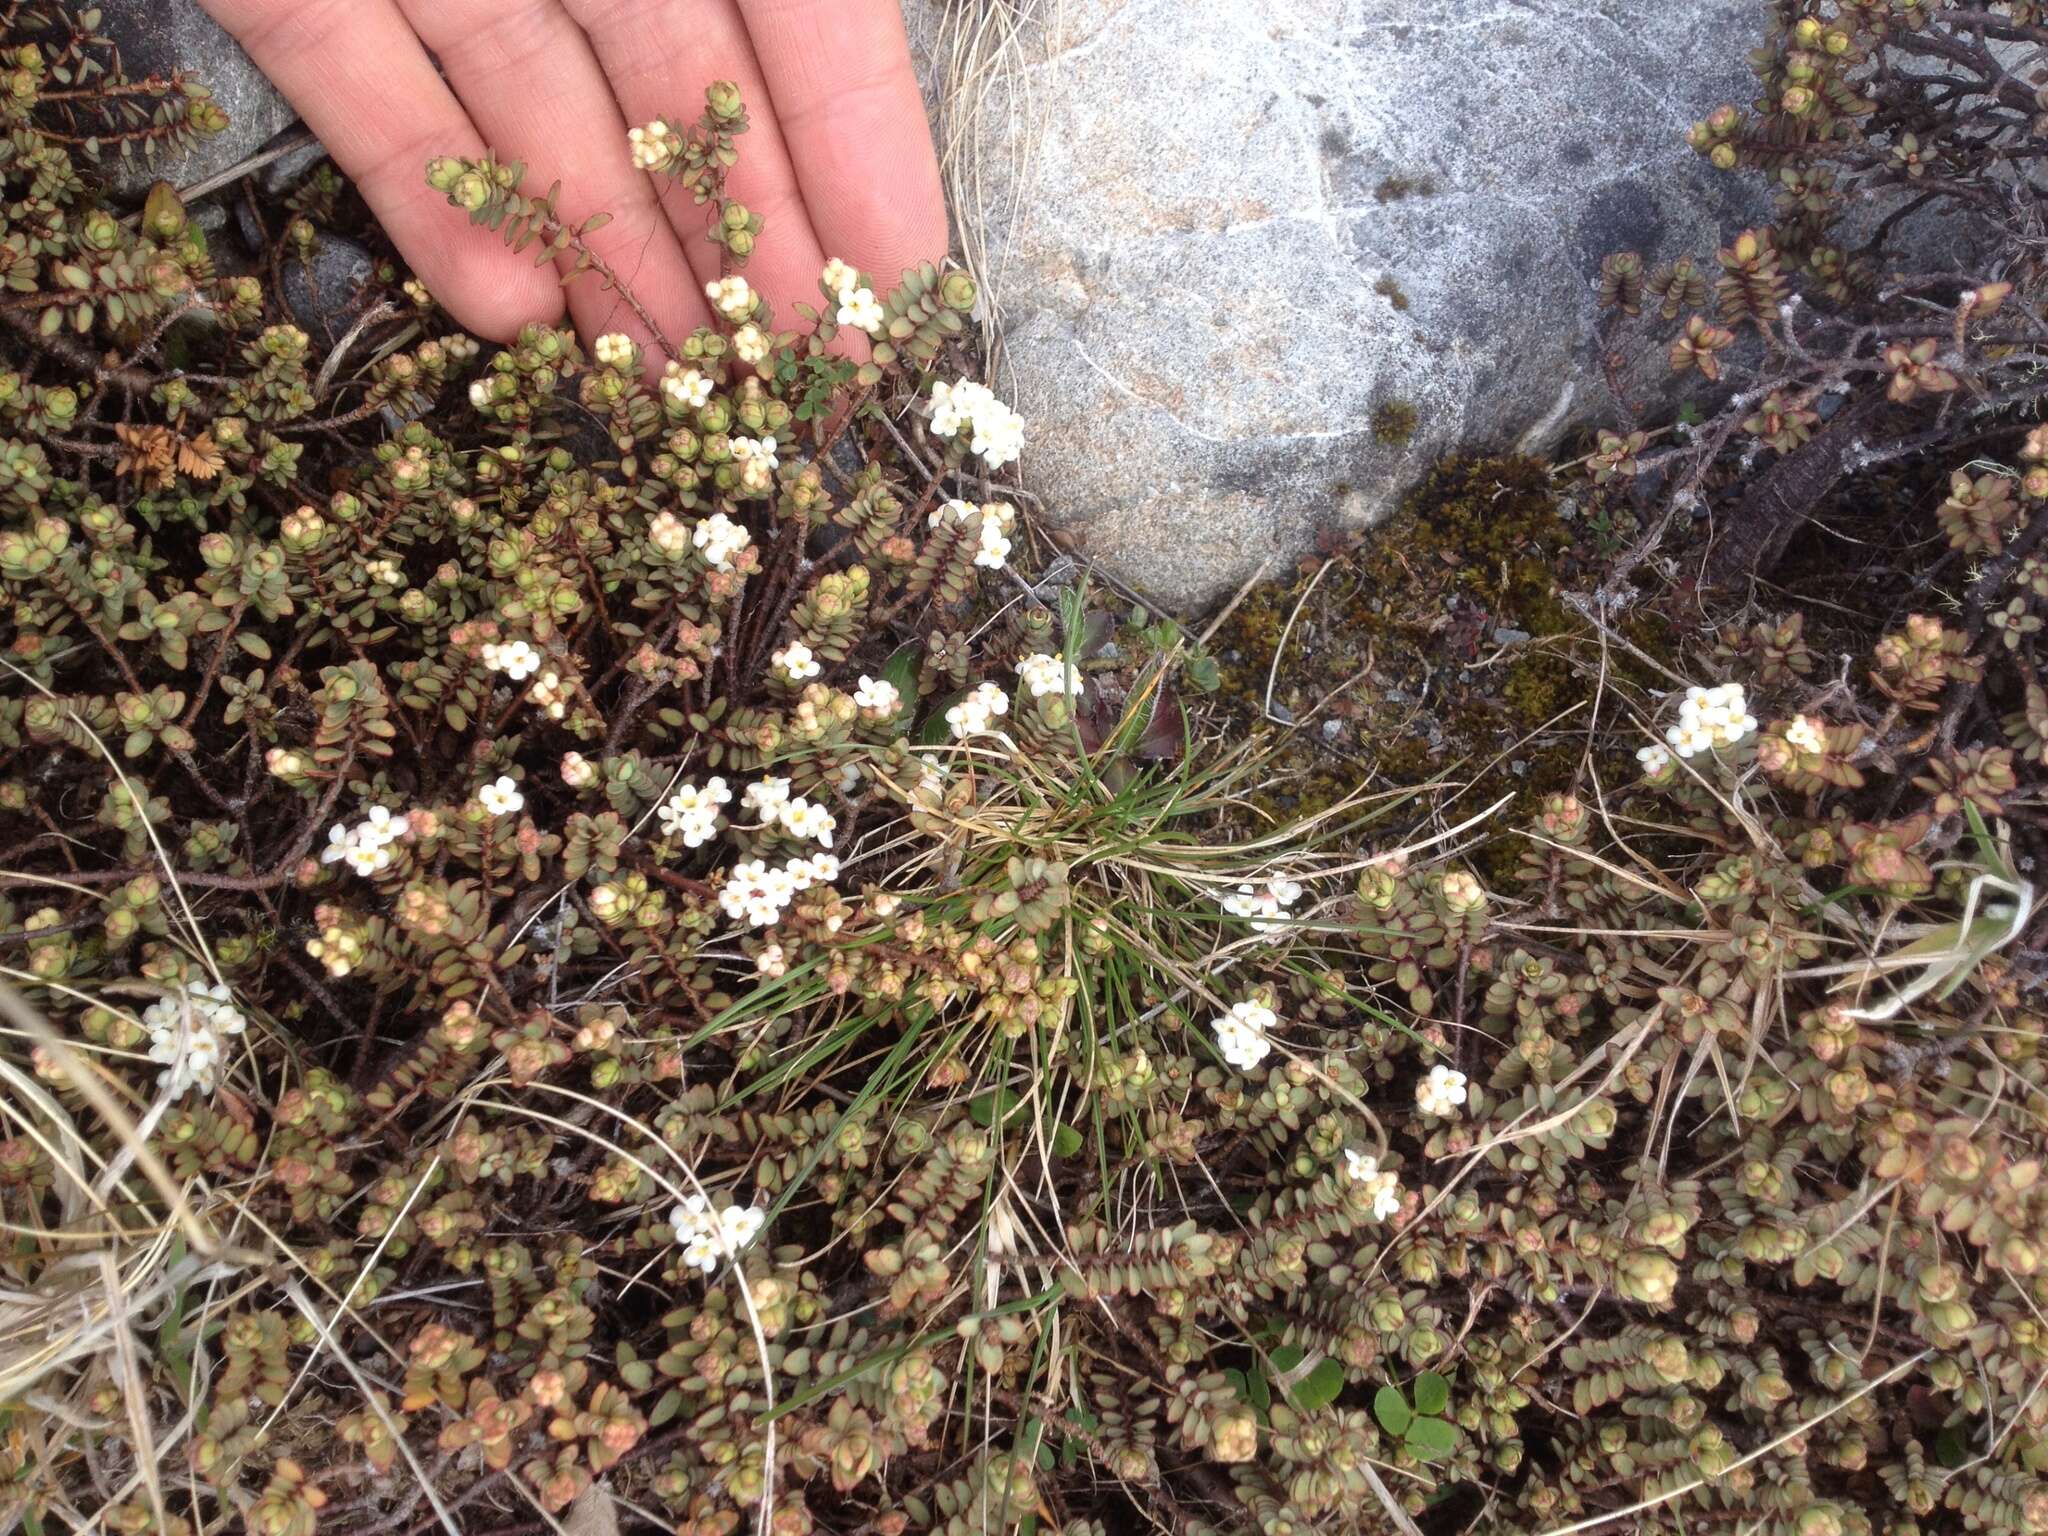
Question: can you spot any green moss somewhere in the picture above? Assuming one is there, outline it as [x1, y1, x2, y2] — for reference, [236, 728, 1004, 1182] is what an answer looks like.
[1370, 399, 1419, 446]
[1207, 453, 1597, 833]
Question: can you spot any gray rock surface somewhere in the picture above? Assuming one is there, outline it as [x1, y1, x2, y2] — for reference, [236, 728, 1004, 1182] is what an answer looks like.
[903, 0, 1768, 610]
[98, 0, 298, 197]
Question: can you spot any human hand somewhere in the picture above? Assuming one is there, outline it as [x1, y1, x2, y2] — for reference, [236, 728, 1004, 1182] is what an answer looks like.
[199, 0, 948, 354]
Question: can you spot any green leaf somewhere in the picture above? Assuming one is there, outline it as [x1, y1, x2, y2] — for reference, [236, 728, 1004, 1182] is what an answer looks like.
[1412, 1370, 1449, 1417]
[1287, 1357, 1346, 1413]
[648, 1387, 682, 1428]
[967, 1087, 1023, 1128]
[1373, 1385, 1411, 1438]
[1406, 1415, 1457, 1459]
[235, 632, 272, 660]
[1050, 1122, 1083, 1157]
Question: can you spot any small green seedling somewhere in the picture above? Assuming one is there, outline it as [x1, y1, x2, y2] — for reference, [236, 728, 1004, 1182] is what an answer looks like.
[1373, 1371, 1457, 1461]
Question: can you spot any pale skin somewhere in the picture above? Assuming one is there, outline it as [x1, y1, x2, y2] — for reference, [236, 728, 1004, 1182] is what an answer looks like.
[199, 0, 949, 353]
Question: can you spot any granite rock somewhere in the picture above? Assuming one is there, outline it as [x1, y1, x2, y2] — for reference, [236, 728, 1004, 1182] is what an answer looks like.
[98, 0, 298, 197]
[903, 0, 1769, 610]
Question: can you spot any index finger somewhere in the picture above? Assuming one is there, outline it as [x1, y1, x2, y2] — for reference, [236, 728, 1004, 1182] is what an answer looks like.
[198, 0, 564, 340]
[734, 0, 949, 290]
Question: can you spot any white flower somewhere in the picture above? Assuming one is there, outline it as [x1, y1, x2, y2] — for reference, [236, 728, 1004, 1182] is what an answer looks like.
[1221, 876, 1305, 936]
[358, 806, 406, 848]
[945, 681, 1010, 739]
[719, 857, 798, 928]
[1666, 681, 1757, 759]
[1636, 743, 1671, 776]
[732, 323, 771, 365]
[1415, 1063, 1469, 1117]
[804, 851, 841, 886]
[528, 670, 569, 720]
[743, 777, 792, 822]
[365, 557, 402, 585]
[593, 332, 636, 369]
[705, 275, 754, 321]
[1784, 714, 1827, 754]
[1212, 999, 1277, 1072]
[835, 285, 885, 336]
[721, 1203, 766, 1250]
[854, 675, 902, 717]
[646, 510, 690, 556]
[821, 256, 859, 295]
[731, 432, 779, 492]
[477, 775, 524, 818]
[628, 120, 674, 172]
[772, 641, 819, 683]
[756, 943, 787, 977]
[661, 363, 714, 411]
[1016, 652, 1085, 701]
[778, 796, 837, 847]
[142, 982, 248, 1099]
[1342, 1149, 1404, 1221]
[927, 379, 1025, 470]
[693, 512, 751, 571]
[482, 639, 542, 682]
[932, 498, 1016, 571]
[324, 807, 408, 877]
[560, 752, 596, 788]
[468, 378, 494, 411]
[659, 777, 732, 848]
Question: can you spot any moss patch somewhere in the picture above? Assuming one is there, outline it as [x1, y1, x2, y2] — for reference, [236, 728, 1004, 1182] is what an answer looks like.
[1370, 399, 1419, 446]
[1204, 454, 1679, 873]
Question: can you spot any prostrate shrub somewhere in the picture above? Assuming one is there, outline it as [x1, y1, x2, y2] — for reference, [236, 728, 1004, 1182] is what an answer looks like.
[0, 6, 2046, 1536]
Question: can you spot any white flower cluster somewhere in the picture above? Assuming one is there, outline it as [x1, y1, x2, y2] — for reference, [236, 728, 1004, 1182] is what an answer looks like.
[1636, 743, 1671, 776]
[929, 380, 1025, 469]
[945, 681, 1010, 739]
[1415, 1063, 1469, 1117]
[820, 260, 886, 336]
[658, 776, 731, 848]
[142, 981, 248, 1099]
[705, 275, 754, 322]
[628, 120, 676, 172]
[482, 639, 541, 681]
[772, 641, 820, 683]
[1784, 714, 1826, 754]
[932, 498, 1015, 570]
[730, 434, 779, 494]
[693, 511, 751, 571]
[1342, 1149, 1404, 1221]
[718, 851, 841, 928]
[322, 805, 406, 877]
[670, 1195, 766, 1274]
[561, 751, 596, 787]
[1212, 998, 1276, 1071]
[1016, 653, 1084, 701]
[528, 670, 570, 720]
[733, 324, 771, 365]
[853, 675, 901, 717]
[593, 332, 637, 370]
[1666, 682, 1758, 759]
[1221, 875, 1303, 936]
[661, 362, 713, 411]
[739, 776, 837, 846]
[477, 775, 524, 818]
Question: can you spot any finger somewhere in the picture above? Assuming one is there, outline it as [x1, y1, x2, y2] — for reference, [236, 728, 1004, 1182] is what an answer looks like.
[563, 0, 829, 331]
[198, 0, 562, 339]
[735, 0, 949, 290]
[394, 0, 712, 356]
